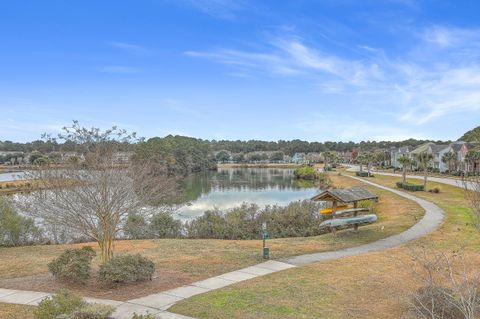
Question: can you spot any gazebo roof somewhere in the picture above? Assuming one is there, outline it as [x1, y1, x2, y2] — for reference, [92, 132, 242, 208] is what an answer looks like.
[311, 186, 378, 203]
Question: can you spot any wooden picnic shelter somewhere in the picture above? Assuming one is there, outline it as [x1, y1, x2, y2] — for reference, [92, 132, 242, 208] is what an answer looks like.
[311, 186, 379, 234]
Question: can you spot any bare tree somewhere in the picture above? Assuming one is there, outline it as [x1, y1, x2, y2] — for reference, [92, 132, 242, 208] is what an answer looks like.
[24, 122, 176, 263]
[408, 247, 480, 319]
[464, 174, 480, 229]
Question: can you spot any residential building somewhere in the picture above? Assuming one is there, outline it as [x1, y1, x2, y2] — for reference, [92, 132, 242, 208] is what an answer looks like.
[390, 146, 410, 168]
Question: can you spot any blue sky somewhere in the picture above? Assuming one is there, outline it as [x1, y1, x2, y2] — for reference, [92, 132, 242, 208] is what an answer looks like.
[1, 0, 479, 142]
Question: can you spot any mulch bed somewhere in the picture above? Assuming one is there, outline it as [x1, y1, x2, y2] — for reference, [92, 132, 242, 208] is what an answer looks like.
[0, 268, 197, 301]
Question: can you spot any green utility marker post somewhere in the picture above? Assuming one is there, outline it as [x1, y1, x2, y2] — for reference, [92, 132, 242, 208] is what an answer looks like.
[262, 222, 269, 259]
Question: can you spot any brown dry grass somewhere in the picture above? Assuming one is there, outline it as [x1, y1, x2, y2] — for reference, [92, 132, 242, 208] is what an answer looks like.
[0, 180, 38, 194]
[170, 173, 478, 319]
[0, 303, 35, 319]
[0, 174, 423, 301]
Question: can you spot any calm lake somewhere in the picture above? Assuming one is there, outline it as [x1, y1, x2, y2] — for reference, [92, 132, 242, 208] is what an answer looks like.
[0, 171, 25, 182]
[3, 168, 320, 220]
[173, 168, 320, 220]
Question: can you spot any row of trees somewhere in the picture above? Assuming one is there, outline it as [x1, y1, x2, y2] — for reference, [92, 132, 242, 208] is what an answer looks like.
[1, 138, 446, 158]
[206, 138, 439, 155]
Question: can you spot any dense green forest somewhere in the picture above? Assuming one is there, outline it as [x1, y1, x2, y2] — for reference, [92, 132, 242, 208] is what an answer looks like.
[1, 137, 448, 155]
[459, 126, 480, 143]
[135, 135, 216, 175]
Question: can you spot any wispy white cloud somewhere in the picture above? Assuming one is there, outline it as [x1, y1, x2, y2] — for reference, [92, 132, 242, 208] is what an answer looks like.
[186, 25, 480, 126]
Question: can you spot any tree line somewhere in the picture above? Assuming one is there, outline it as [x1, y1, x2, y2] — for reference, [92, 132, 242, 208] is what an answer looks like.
[1, 137, 450, 156]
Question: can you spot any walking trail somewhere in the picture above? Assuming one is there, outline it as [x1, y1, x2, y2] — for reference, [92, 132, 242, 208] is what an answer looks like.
[0, 175, 449, 318]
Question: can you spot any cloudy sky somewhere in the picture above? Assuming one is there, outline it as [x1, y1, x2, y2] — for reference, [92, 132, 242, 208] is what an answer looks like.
[0, 0, 479, 142]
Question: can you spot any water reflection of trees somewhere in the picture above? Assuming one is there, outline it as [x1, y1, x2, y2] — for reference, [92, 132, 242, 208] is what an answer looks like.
[172, 168, 315, 204]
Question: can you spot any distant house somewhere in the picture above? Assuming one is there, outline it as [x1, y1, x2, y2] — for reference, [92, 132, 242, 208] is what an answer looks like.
[430, 144, 452, 172]
[291, 153, 306, 164]
[450, 141, 469, 171]
[390, 146, 410, 168]
[409, 143, 451, 172]
[305, 152, 322, 163]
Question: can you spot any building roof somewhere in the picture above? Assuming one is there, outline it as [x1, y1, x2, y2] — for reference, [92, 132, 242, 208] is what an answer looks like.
[410, 142, 435, 154]
[311, 186, 378, 203]
[451, 142, 465, 152]
[430, 144, 450, 153]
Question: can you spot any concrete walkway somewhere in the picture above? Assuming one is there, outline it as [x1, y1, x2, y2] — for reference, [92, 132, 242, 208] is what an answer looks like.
[345, 164, 476, 191]
[0, 176, 448, 318]
[285, 175, 444, 265]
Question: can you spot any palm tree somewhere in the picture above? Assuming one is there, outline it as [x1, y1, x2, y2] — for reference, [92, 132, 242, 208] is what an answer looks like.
[465, 150, 480, 173]
[441, 152, 456, 173]
[356, 153, 365, 172]
[398, 155, 411, 184]
[364, 152, 376, 177]
[415, 152, 433, 189]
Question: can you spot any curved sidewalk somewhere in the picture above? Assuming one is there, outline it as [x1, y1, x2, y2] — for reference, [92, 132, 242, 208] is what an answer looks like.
[284, 175, 444, 265]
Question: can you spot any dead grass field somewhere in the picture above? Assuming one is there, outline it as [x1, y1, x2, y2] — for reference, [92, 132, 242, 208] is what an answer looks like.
[0, 175, 423, 301]
[170, 173, 477, 319]
[0, 303, 35, 319]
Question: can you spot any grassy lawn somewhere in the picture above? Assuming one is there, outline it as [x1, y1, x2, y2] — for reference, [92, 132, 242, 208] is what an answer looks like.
[170, 173, 477, 319]
[0, 303, 35, 319]
[0, 175, 423, 301]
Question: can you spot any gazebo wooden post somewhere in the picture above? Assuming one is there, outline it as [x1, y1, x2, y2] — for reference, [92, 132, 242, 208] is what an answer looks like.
[353, 201, 359, 232]
[331, 200, 337, 236]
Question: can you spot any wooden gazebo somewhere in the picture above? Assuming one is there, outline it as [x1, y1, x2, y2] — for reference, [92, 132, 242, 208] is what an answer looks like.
[311, 186, 379, 234]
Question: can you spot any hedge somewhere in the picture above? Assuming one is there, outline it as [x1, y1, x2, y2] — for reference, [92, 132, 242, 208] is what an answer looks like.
[396, 182, 424, 191]
[356, 171, 374, 177]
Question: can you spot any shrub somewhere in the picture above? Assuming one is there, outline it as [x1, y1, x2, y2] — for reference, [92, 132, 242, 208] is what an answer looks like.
[429, 185, 441, 193]
[149, 212, 183, 238]
[356, 171, 374, 177]
[124, 213, 150, 240]
[131, 313, 156, 319]
[99, 254, 155, 286]
[34, 289, 85, 319]
[293, 165, 316, 180]
[67, 303, 115, 319]
[186, 201, 326, 239]
[48, 246, 96, 283]
[0, 196, 43, 246]
[396, 182, 424, 191]
[412, 285, 463, 319]
[357, 199, 378, 214]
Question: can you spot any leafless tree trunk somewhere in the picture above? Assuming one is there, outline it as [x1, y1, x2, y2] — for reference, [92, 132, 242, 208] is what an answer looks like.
[464, 175, 480, 229]
[22, 122, 177, 263]
[408, 247, 480, 319]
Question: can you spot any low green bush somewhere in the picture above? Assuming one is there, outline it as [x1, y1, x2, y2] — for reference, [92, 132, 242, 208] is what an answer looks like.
[357, 199, 378, 215]
[294, 165, 318, 180]
[99, 254, 155, 286]
[131, 313, 156, 319]
[0, 196, 43, 246]
[67, 303, 115, 319]
[149, 212, 183, 238]
[186, 201, 327, 239]
[396, 182, 424, 191]
[356, 171, 374, 177]
[48, 246, 96, 283]
[34, 289, 85, 319]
